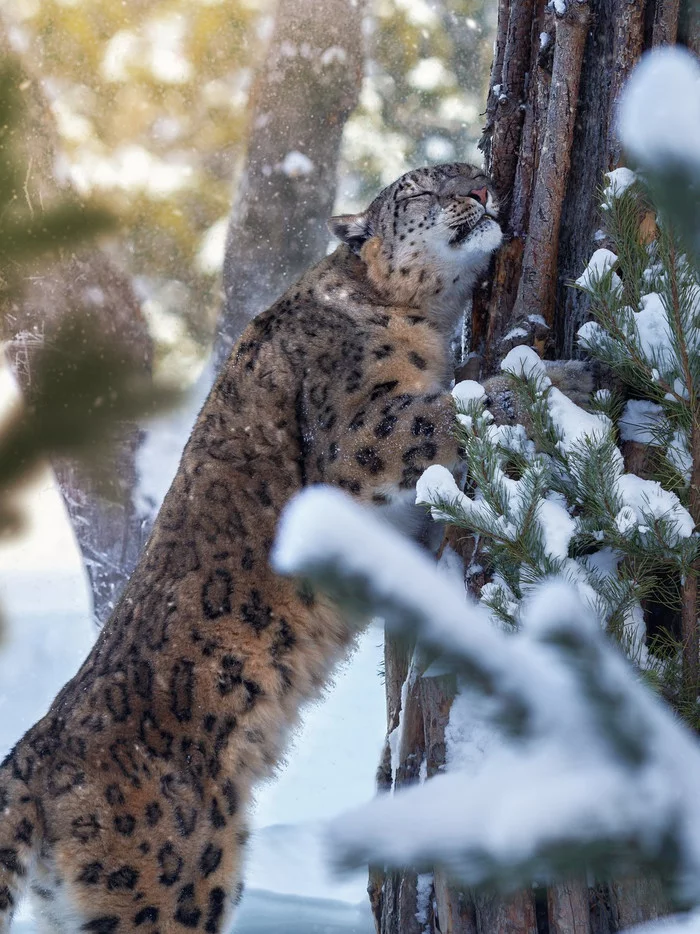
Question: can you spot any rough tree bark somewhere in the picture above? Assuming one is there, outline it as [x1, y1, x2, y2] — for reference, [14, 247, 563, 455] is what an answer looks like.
[374, 2, 698, 933]
[215, 0, 365, 369]
[1, 37, 153, 627]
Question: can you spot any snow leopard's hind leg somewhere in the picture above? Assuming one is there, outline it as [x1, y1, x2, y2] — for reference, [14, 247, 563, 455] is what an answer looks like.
[0, 758, 39, 932]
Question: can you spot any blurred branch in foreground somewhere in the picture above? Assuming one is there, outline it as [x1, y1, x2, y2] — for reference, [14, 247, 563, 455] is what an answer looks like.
[0, 61, 178, 631]
[0, 315, 173, 523]
[274, 488, 700, 922]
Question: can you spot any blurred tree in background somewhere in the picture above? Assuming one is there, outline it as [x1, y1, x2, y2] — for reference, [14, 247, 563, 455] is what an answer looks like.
[0, 0, 494, 625]
[342, 0, 495, 200]
[0, 0, 494, 373]
[0, 52, 175, 634]
[1, 0, 263, 375]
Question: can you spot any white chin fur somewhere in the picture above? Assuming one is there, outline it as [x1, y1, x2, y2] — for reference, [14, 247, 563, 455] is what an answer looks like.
[460, 218, 503, 256]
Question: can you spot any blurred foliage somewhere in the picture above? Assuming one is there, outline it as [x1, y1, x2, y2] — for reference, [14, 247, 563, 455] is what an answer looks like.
[0, 0, 269, 373]
[340, 0, 496, 205]
[0, 316, 174, 521]
[0, 0, 495, 374]
[0, 63, 113, 287]
[0, 62, 176, 533]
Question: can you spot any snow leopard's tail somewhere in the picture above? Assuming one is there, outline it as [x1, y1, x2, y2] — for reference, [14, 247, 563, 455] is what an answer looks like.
[0, 751, 39, 932]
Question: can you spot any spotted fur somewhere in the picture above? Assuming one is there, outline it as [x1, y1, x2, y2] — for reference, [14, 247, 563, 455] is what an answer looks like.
[0, 163, 501, 932]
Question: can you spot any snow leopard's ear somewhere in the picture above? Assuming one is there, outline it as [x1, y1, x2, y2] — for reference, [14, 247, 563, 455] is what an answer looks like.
[328, 213, 371, 252]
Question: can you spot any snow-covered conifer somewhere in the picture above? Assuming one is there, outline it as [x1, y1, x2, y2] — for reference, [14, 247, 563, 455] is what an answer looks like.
[273, 47, 700, 934]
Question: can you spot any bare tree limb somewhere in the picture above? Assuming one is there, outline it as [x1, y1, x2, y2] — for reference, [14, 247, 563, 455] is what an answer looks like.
[481, 0, 536, 199]
[216, 0, 365, 369]
[511, 1, 591, 330]
[548, 881, 590, 934]
[652, 0, 681, 46]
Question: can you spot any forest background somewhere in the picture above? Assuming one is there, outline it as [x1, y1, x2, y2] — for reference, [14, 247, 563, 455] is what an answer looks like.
[2, 0, 699, 932]
[0, 0, 494, 931]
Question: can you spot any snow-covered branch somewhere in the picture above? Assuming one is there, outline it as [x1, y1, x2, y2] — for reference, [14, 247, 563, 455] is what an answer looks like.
[274, 488, 700, 901]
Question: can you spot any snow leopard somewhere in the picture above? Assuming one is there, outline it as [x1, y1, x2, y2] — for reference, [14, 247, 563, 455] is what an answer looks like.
[0, 162, 501, 933]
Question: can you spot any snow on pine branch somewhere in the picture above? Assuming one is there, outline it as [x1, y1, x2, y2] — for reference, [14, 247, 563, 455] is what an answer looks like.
[273, 486, 502, 688]
[418, 351, 694, 649]
[575, 248, 623, 295]
[273, 488, 700, 899]
[618, 47, 700, 266]
[629, 911, 700, 934]
[603, 167, 637, 204]
[618, 47, 700, 174]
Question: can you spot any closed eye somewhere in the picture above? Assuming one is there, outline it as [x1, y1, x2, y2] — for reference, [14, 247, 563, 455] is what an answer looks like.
[397, 189, 434, 203]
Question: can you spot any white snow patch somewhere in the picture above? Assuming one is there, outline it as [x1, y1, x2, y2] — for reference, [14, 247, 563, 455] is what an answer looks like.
[667, 429, 692, 481]
[603, 167, 637, 201]
[416, 464, 462, 510]
[576, 248, 621, 292]
[502, 326, 529, 343]
[446, 686, 502, 775]
[615, 505, 638, 537]
[616, 474, 694, 542]
[456, 413, 473, 430]
[437, 543, 466, 585]
[627, 910, 700, 934]
[452, 379, 486, 408]
[577, 320, 604, 350]
[618, 47, 700, 172]
[538, 494, 575, 560]
[633, 292, 675, 374]
[547, 386, 612, 452]
[416, 465, 513, 538]
[501, 345, 550, 384]
[280, 150, 314, 177]
[619, 399, 665, 444]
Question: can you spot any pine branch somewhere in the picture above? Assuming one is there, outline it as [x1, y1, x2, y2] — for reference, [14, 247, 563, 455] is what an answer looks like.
[274, 489, 700, 898]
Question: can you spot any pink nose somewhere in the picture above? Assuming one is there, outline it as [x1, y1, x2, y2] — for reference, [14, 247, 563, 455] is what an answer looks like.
[469, 186, 488, 206]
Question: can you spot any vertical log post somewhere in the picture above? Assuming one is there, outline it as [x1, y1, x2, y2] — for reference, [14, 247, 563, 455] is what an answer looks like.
[511, 1, 591, 333]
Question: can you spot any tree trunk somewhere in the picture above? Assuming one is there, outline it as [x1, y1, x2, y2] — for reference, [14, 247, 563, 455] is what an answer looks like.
[375, 1, 697, 932]
[4, 0, 366, 617]
[135, 0, 365, 531]
[1, 39, 153, 627]
[215, 0, 365, 369]
[5, 251, 153, 626]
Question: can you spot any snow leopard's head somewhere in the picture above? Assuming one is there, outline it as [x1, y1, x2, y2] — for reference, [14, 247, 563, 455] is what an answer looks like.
[329, 163, 502, 323]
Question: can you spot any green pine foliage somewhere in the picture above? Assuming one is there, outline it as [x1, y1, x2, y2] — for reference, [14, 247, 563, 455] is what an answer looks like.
[0, 62, 176, 537]
[418, 177, 700, 714]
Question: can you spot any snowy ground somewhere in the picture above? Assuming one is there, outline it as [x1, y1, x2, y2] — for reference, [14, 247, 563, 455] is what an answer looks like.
[0, 361, 383, 934]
